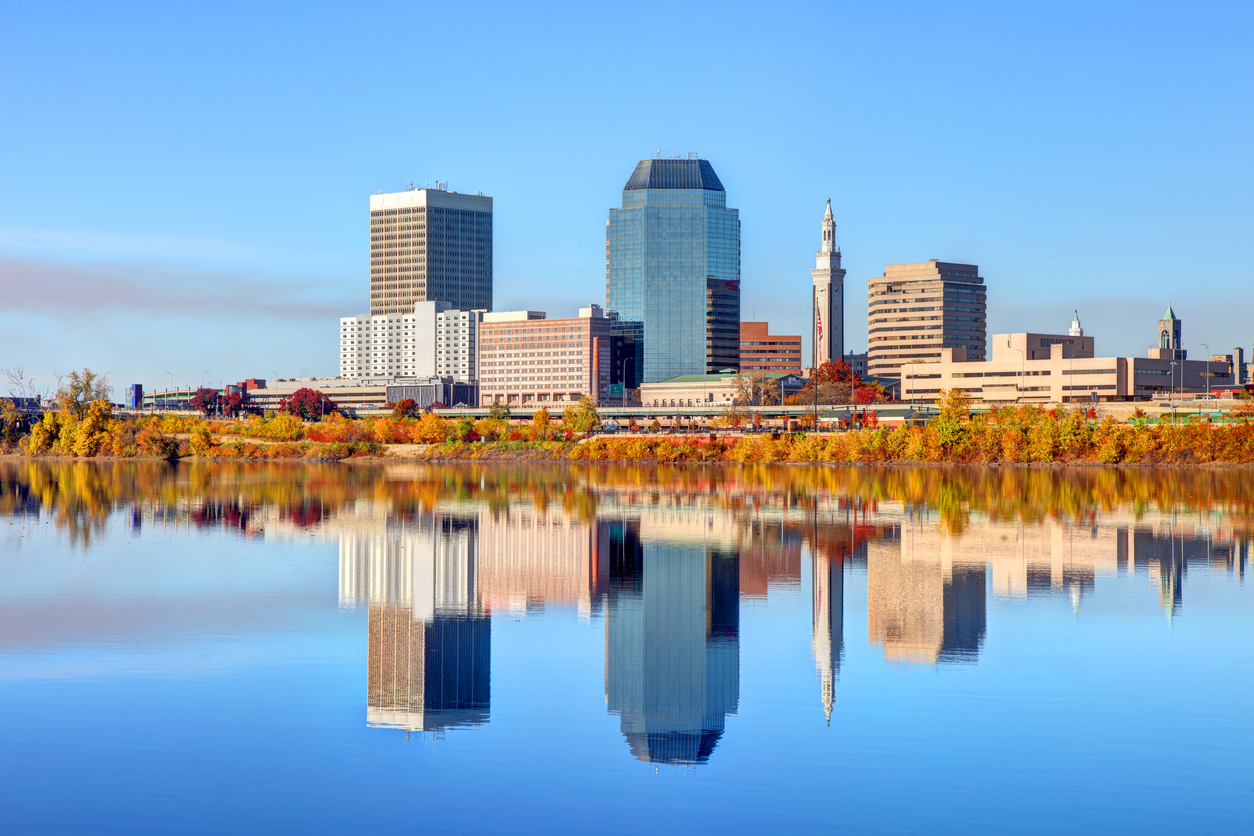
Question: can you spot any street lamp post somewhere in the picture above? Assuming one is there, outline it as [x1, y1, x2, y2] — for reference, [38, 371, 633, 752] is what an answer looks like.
[1069, 352, 1076, 405]
[165, 372, 173, 411]
[201, 371, 210, 388]
[1201, 342, 1211, 401]
[1010, 344, 1025, 403]
[620, 357, 633, 409]
[1170, 360, 1177, 421]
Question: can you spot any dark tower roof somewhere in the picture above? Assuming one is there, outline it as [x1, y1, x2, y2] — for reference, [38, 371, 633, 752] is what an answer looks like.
[623, 158, 724, 191]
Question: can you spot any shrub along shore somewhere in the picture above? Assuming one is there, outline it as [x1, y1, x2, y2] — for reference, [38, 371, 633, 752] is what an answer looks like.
[4, 389, 1254, 466]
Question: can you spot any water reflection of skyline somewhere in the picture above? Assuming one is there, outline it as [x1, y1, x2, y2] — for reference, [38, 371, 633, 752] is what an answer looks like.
[339, 514, 490, 735]
[604, 523, 740, 765]
[3, 462, 1252, 762]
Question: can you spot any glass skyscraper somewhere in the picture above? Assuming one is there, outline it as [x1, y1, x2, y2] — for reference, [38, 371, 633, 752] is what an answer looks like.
[606, 157, 740, 383]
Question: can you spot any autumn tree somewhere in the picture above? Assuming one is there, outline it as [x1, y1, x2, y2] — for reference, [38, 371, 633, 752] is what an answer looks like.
[189, 387, 220, 416]
[392, 398, 420, 419]
[488, 402, 511, 421]
[54, 368, 111, 420]
[796, 359, 861, 405]
[732, 372, 780, 406]
[0, 398, 25, 442]
[221, 391, 249, 418]
[280, 388, 334, 421]
[564, 397, 601, 434]
[933, 388, 973, 455]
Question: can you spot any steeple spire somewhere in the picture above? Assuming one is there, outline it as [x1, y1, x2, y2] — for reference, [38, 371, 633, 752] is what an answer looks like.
[818, 198, 836, 255]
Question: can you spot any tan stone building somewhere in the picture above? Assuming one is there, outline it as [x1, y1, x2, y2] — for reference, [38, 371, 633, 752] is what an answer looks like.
[638, 372, 807, 408]
[900, 313, 1233, 404]
[867, 260, 987, 378]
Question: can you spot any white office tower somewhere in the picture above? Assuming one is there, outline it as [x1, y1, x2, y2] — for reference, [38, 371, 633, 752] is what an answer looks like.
[1069, 311, 1084, 338]
[370, 185, 492, 316]
[811, 199, 846, 367]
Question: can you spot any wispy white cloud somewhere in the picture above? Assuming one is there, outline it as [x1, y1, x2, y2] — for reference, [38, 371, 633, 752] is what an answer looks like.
[0, 225, 355, 271]
[0, 255, 357, 319]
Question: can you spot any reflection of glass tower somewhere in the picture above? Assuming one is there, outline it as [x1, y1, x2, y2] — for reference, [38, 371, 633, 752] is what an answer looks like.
[606, 157, 741, 383]
[605, 526, 740, 765]
[339, 514, 490, 734]
[811, 547, 844, 723]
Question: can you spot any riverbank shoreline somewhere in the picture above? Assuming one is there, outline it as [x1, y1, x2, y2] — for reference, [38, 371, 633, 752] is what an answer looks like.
[5, 450, 1254, 469]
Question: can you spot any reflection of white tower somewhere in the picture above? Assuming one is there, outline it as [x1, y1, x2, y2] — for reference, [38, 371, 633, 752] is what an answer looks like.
[811, 199, 846, 367]
[339, 515, 490, 733]
[606, 540, 740, 765]
[811, 547, 843, 723]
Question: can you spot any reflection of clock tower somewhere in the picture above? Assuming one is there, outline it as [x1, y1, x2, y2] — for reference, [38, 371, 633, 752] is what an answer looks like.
[811, 200, 845, 367]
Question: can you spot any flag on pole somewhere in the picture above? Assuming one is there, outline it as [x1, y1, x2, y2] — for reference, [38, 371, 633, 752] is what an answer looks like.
[816, 309, 823, 340]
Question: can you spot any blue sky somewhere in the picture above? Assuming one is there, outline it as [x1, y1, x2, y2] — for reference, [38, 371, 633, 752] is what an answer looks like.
[2, 0, 1251, 396]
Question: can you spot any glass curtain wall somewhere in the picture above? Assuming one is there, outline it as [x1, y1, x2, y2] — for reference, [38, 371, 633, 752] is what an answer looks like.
[606, 159, 740, 383]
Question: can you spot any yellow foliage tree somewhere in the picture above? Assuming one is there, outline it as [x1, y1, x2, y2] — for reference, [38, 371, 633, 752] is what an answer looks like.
[413, 412, 450, 443]
[72, 399, 113, 457]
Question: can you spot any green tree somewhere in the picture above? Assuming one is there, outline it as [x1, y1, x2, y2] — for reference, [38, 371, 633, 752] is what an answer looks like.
[488, 402, 511, 421]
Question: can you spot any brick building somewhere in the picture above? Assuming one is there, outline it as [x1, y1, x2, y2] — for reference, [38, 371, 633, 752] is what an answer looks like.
[739, 322, 802, 373]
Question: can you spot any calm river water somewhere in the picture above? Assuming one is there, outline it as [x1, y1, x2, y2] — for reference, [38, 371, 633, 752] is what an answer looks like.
[1, 461, 1251, 833]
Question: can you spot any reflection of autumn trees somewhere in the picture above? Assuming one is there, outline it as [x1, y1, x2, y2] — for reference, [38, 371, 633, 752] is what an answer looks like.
[3, 461, 1254, 544]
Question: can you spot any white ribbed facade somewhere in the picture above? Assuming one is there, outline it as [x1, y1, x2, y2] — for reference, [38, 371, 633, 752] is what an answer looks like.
[340, 303, 483, 381]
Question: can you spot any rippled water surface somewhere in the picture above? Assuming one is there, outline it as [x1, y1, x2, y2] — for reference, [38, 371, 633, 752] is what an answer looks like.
[2, 461, 1252, 834]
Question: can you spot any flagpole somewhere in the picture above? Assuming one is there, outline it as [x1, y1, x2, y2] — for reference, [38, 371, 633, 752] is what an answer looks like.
[814, 307, 820, 432]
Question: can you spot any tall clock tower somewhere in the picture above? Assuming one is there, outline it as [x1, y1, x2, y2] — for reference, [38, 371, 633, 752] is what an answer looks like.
[811, 199, 845, 368]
